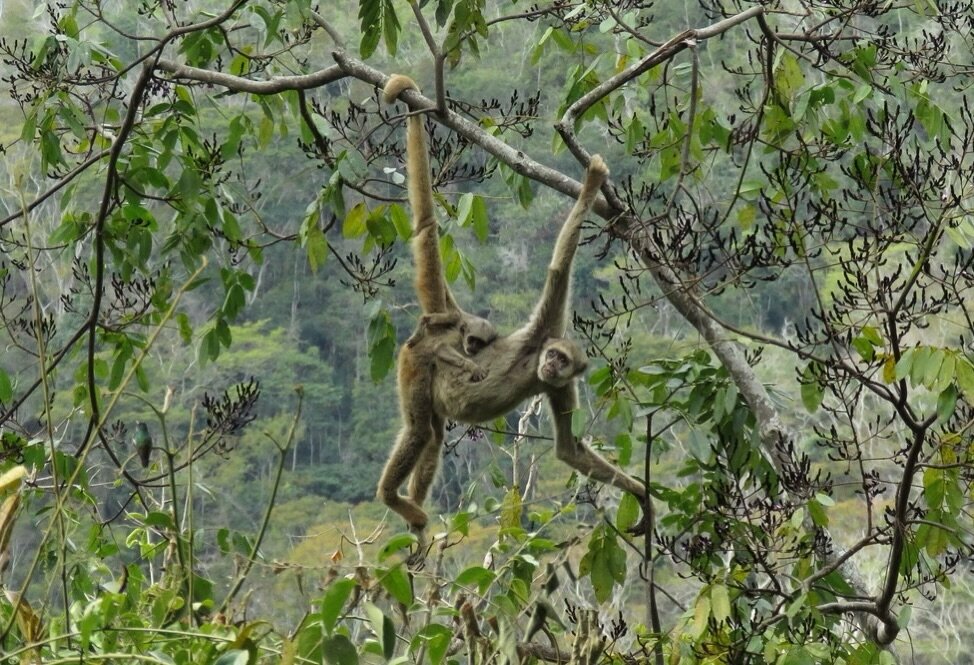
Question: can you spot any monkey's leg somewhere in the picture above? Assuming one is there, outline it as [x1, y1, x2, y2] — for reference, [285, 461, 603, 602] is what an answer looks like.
[377, 421, 436, 531]
[408, 414, 446, 506]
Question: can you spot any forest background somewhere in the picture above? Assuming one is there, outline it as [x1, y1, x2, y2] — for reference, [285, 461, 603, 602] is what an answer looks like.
[0, 0, 973, 663]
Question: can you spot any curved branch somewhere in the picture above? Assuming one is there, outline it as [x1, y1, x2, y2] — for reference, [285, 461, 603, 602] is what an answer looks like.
[555, 6, 764, 146]
[155, 59, 343, 93]
[0, 149, 111, 229]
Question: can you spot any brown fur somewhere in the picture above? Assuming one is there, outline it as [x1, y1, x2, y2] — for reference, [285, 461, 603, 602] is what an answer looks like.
[379, 75, 647, 535]
[378, 311, 494, 530]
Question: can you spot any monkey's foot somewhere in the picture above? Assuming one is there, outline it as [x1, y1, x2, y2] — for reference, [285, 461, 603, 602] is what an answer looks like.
[627, 512, 652, 537]
[405, 526, 429, 570]
[588, 154, 609, 178]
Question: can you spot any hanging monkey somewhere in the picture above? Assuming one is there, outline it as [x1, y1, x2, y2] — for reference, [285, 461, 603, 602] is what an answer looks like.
[384, 310, 495, 528]
[378, 75, 647, 536]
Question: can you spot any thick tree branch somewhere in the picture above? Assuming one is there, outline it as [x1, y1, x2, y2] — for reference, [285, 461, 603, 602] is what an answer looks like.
[155, 60, 343, 93]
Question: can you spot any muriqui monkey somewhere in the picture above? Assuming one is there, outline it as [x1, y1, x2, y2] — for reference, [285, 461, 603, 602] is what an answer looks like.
[378, 75, 647, 535]
[386, 310, 495, 528]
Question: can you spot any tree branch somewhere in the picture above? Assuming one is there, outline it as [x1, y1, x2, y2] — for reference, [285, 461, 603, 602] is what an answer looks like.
[155, 60, 343, 93]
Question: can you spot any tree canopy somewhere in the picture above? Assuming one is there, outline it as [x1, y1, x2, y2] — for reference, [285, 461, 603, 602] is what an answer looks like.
[2, 0, 974, 663]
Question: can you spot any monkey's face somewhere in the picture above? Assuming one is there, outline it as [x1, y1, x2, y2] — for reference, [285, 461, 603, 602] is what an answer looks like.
[537, 340, 587, 387]
[461, 316, 497, 355]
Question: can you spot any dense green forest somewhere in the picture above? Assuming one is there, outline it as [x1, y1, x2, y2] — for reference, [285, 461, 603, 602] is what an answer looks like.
[1, 0, 973, 662]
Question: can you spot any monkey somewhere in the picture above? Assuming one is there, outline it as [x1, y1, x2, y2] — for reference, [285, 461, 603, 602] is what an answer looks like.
[536, 339, 588, 388]
[379, 75, 647, 537]
[404, 310, 496, 359]
[377, 309, 496, 530]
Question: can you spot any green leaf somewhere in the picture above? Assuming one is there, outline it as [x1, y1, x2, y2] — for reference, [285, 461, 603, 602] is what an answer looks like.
[343, 202, 368, 238]
[615, 493, 640, 532]
[367, 308, 395, 382]
[936, 384, 958, 424]
[471, 195, 489, 242]
[456, 192, 474, 226]
[320, 578, 356, 636]
[389, 204, 412, 239]
[213, 650, 249, 665]
[323, 634, 359, 665]
[710, 584, 730, 624]
[365, 208, 397, 248]
[807, 498, 829, 527]
[578, 525, 626, 603]
[615, 432, 632, 466]
[358, 0, 399, 58]
[454, 566, 496, 594]
[956, 358, 974, 403]
[416, 624, 452, 665]
[781, 646, 815, 665]
[800, 362, 824, 413]
[0, 369, 12, 403]
[378, 565, 413, 606]
[365, 603, 395, 661]
[377, 533, 417, 562]
[690, 593, 710, 639]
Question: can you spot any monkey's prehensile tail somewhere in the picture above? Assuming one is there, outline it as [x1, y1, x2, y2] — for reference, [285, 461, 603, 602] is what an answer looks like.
[383, 74, 455, 314]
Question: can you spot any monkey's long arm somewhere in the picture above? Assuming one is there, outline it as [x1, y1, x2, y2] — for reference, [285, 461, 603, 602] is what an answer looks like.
[526, 155, 609, 340]
[548, 384, 647, 501]
[431, 343, 485, 377]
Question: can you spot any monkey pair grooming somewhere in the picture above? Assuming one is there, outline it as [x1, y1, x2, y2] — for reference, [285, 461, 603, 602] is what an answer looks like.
[377, 75, 648, 535]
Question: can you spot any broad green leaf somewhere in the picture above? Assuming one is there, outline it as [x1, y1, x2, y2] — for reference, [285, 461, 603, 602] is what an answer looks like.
[710, 584, 730, 624]
[365, 603, 395, 661]
[781, 646, 815, 665]
[213, 650, 249, 665]
[690, 593, 710, 639]
[579, 525, 627, 603]
[0, 369, 12, 403]
[320, 578, 356, 635]
[454, 566, 496, 594]
[323, 634, 359, 665]
[415, 624, 452, 665]
[936, 384, 958, 424]
[894, 348, 915, 382]
[389, 204, 412, 239]
[471, 195, 489, 242]
[343, 202, 368, 238]
[377, 533, 417, 562]
[800, 362, 824, 413]
[379, 565, 413, 605]
[456, 193, 474, 226]
[615, 493, 640, 532]
[956, 358, 974, 403]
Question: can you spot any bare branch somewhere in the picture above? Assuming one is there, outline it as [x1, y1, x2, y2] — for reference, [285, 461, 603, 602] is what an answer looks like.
[155, 59, 343, 93]
[556, 6, 765, 155]
[0, 149, 110, 229]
